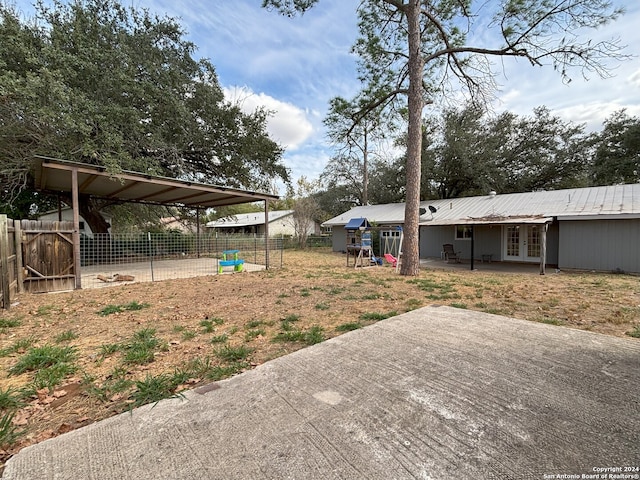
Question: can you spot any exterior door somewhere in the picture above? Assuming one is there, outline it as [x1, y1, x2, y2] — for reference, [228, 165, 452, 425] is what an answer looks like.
[503, 225, 541, 262]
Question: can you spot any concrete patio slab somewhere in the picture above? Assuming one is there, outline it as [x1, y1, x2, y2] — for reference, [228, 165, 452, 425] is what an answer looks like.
[3, 306, 639, 479]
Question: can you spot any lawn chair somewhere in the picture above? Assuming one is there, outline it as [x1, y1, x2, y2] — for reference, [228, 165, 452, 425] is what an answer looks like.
[442, 244, 461, 263]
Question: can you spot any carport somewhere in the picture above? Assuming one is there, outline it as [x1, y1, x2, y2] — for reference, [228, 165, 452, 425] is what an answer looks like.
[32, 156, 279, 289]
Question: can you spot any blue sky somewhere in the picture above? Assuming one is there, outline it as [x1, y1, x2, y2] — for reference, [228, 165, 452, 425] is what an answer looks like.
[10, 0, 640, 192]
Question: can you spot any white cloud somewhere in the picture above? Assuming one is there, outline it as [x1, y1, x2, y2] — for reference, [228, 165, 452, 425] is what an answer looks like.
[628, 69, 640, 88]
[284, 150, 331, 182]
[554, 102, 640, 131]
[151, 0, 359, 109]
[499, 89, 522, 106]
[223, 86, 314, 151]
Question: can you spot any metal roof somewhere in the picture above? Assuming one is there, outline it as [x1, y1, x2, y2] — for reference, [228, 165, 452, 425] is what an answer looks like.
[206, 210, 293, 228]
[323, 203, 408, 226]
[33, 157, 279, 209]
[322, 184, 640, 227]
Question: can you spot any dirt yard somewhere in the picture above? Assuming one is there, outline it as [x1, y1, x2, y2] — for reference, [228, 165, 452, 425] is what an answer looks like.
[1, 248, 639, 465]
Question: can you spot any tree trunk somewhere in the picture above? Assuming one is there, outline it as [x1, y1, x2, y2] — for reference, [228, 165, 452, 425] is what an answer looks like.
[78, 196, 111, 234]
[400, 0, 424, 276]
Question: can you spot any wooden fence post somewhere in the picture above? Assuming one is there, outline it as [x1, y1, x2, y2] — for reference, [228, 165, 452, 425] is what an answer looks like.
[14, 220, 24, 293]
[0, 215, 10, 309]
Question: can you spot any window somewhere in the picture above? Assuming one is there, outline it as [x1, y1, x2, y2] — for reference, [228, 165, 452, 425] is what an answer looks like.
[455, 225, 472, 240]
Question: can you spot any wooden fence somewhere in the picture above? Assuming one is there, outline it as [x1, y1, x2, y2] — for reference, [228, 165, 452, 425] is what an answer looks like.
[0, 215, 20, 309]
[1, 218, 77, 308]
[20, 220, 76, 294]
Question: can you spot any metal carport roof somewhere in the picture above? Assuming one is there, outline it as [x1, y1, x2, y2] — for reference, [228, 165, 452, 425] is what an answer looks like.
[33, 156, 279, 208]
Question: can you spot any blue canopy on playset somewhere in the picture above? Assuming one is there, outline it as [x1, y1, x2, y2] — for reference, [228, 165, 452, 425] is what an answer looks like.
[344, 218, 371, 230]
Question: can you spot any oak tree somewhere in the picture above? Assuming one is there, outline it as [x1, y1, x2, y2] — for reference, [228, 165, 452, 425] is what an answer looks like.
[1, 0, 288, 230]
[590, 110, 640, 185]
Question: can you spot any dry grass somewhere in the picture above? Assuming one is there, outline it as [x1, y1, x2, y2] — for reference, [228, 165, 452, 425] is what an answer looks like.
[0, 248, 639, 462]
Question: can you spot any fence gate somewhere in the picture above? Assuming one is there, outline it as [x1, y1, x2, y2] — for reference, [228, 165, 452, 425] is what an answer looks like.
[21, 220, 76, 293]
[0, 215, 20, 309]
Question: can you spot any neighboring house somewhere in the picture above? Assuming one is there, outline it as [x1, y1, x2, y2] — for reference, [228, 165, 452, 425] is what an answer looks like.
[322, 184, 640, 274]
[206, 210, 321, 237]
[37, 207, 112, 238]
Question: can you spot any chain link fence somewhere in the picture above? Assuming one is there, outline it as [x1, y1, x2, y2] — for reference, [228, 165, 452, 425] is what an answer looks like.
[79, 232, 285, 289]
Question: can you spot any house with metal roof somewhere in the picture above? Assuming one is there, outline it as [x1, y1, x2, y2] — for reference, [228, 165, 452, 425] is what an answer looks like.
[322, 183, 640, 273]
[206, 210, 321, 237]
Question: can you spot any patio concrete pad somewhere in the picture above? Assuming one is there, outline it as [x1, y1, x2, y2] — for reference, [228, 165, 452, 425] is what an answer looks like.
[81, 258, 265, 289]
[3, 306, 639, 479]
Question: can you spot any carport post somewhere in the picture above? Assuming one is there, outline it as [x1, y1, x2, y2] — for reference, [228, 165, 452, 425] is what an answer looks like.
[470, 225, 475, 271]
[540, 223, 548, 275]
[71, 168, 82, 289]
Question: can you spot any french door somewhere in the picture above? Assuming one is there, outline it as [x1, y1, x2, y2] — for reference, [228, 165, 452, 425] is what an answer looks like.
[503, 225, 541, 262]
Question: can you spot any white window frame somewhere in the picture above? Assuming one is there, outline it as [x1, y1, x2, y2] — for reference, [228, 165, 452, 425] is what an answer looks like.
[455, 225, 472, 240]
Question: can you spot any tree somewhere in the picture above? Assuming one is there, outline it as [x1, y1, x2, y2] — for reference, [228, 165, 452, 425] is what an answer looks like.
[590, 110, 640, 185]
[318, 152, 406, 212]
[287, 177, 323, 248]
[0, 4, 59, 218]
[367, 156, 407, 204]
[432, 104, 490, 198]
[264, 0, 627, 275]
[0, 0, 288, 230]
[491, 107, 591, 192]
[323, 96, 392, 206]
[313, 185, 359, 218]
[416, 104, 591, 198]
[320, 154, 366, 206]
